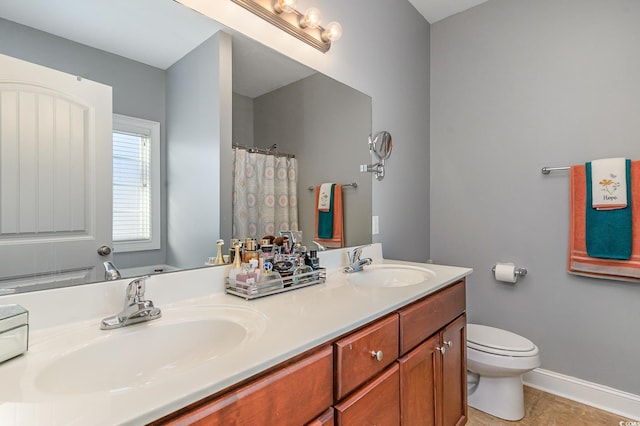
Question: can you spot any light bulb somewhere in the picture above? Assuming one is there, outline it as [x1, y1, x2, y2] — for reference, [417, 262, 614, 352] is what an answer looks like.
[273, 0, 296, 14]
[322, 21, 342, 42]
[300, 7, 322, 29]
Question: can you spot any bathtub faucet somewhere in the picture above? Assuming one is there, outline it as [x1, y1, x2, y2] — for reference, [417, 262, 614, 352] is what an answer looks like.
[103, 261, 121, 281]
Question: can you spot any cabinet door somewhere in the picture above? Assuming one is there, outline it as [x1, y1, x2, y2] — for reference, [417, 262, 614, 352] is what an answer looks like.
[441, 314, 467, 426]
[399, 333, 440, 426]
[334, 363, 400, 426]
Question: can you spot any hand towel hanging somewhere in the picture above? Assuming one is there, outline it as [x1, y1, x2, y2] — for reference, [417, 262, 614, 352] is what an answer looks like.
[317, 183, 334, 212]
[590, 157, 628, 210]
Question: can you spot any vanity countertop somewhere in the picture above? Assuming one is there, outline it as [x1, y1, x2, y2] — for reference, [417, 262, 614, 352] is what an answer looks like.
[0, 246, 471, 425]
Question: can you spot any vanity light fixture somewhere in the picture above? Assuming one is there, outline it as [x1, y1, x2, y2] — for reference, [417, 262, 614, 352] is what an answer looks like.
[230, 0, 342, 53]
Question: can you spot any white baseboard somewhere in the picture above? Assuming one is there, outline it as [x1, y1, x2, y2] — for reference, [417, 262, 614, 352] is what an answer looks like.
[523, 368, 640, 420]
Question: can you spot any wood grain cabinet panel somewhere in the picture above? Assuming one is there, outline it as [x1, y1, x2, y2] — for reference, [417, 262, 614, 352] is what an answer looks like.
[160, 346, 333, 426]
[398, 280, 465, 355]
[399, 334, 440, 426]
[334, 363, 400, 426]
[334, 314, 399, 400]
[398, 315, 467, 426]
[306, 407, 335, 426]
[441, 315, 467, 426]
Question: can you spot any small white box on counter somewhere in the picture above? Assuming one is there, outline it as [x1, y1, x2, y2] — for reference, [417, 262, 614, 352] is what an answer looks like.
[0, 304, 29, 363]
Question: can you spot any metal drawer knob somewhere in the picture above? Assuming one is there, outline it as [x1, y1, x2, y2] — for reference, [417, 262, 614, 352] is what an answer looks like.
[370, 350, 383, 361]
[437, 341, 453, 355]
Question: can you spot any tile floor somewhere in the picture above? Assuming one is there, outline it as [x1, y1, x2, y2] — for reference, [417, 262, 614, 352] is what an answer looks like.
[466, 386, 636, 426]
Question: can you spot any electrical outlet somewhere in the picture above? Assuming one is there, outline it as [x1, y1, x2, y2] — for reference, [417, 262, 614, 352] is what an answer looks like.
[372, 215, 379, 235]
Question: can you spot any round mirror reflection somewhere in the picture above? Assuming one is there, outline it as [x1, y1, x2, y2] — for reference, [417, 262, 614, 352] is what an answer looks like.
[370, 131, 392, 161]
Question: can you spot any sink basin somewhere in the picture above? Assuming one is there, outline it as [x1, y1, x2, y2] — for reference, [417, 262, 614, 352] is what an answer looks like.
[35, 305, 267, 394]
[346, 264, 436, 288]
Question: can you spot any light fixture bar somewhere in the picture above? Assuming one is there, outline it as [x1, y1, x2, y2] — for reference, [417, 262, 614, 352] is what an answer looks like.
[231, 0, 331, 52]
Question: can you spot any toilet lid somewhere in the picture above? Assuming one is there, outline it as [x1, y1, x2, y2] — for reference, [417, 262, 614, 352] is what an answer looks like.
[467, 324, 538, 356]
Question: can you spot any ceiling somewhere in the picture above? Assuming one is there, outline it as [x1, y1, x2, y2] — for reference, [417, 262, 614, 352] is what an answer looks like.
[407, 0, 489, 23]
[0, 0, 487, 96]
[0, 0, 314, 98]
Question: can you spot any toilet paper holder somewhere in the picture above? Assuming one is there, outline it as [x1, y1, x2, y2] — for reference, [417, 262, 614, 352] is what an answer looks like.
[492, 265, 528, 277]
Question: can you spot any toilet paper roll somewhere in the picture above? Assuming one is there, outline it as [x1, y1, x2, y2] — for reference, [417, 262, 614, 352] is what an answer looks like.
[494, 262, 517, 283]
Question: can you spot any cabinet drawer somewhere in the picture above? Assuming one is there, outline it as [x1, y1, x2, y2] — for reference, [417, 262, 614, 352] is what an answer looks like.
[398, 280, 465, 355]
[164, 346, 333, 425]
[334, 363, 400, 426]
[334, 314, 399, 400]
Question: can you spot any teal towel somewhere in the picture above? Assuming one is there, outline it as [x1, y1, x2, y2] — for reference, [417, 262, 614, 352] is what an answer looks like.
[318, 184, 335, 239]
[585, 160, 632, 259]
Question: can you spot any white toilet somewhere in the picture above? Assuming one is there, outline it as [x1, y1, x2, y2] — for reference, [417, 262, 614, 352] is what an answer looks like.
[466, 324, 541, 421]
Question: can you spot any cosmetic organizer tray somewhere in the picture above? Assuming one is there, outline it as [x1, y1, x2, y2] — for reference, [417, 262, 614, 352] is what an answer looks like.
[225, 268, 326, 300]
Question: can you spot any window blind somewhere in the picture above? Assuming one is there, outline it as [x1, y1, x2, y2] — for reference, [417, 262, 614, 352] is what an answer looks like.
[112, 130, 151, 242]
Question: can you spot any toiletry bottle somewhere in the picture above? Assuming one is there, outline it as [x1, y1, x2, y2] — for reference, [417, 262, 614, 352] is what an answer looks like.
[229, 241, 243, 283]
[309, 250, 320, 270]
[214, 239, 225, 265]
[244, 238, 259, 263]
[229, 239, 240, 264]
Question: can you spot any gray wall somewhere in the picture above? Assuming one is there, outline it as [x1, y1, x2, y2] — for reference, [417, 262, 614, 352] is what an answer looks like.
[252, 73, 372, 247]
[241, 0, 430, 261]
[167, 32, 232, 269]
[0, 17, 167, 269]
[431, 0, 640, 394]
[232, 93, 254, 147]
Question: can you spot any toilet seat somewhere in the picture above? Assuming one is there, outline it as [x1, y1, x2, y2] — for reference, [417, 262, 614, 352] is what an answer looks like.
[467, 324, 538, 357]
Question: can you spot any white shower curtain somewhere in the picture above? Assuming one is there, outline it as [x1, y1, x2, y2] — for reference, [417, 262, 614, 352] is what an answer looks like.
[232, 148, 299, 239]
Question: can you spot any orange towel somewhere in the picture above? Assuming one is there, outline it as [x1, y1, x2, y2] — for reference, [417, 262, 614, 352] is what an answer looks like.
[568, 162, 640, 281]
[315, 184, 344, 248]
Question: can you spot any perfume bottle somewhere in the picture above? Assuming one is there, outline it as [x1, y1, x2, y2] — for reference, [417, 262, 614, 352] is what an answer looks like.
[214, 239, 225, 265]
[292, 256, 313, 285]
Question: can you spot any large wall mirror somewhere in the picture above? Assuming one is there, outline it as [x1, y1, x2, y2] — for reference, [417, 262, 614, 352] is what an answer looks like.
[0, 0, 372, 294]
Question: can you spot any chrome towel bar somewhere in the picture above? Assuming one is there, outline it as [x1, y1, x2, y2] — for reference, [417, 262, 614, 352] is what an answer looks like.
[541, 166, 570, 174]
[307, 182, 358, 191]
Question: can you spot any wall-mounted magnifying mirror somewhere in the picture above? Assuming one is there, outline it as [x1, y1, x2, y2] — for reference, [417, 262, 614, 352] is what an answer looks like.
[369, 131, 393, 161]
[361, 131, 392, 181]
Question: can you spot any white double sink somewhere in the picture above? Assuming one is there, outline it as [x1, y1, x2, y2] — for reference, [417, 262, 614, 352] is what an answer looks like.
[32, 263, 436, 395]
[39, 264, 436, 394]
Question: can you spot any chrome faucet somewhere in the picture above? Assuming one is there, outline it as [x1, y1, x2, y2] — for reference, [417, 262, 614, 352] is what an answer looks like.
[103, 261, 121, 281]
[312, 240, 327, 251]
[343, 245, 373, 273]
[100, 276, 161, 330]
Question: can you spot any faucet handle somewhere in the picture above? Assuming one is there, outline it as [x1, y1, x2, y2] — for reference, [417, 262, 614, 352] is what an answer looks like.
[126, 276, 150, 304]
[349, 245, 370, 263]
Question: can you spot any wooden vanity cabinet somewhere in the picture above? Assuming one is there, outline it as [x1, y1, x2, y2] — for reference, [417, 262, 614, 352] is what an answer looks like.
[152, 279, 467, 426]
[398, 280, 467, 426]
[332, 280, 467, 426]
